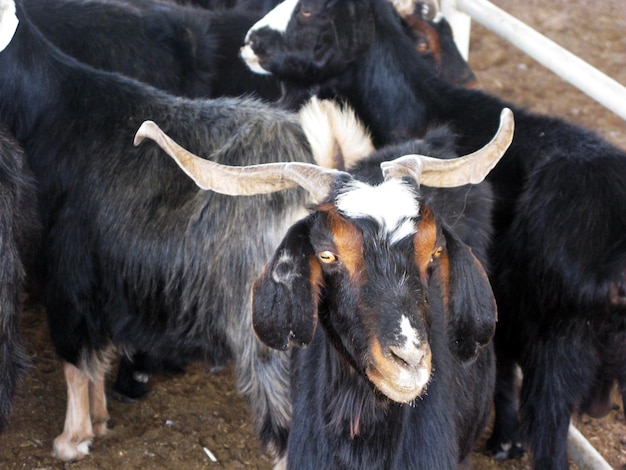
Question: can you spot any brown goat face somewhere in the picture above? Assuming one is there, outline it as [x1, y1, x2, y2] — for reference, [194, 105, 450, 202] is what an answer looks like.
[241, 0, 375, 84]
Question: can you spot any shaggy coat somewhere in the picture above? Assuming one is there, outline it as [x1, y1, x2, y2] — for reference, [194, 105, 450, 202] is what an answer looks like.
[0, 122, 39, 431]
[23, 0, 281, 100]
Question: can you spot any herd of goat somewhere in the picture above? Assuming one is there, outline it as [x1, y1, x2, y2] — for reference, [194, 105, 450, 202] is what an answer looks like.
[0, 0, 624, 468]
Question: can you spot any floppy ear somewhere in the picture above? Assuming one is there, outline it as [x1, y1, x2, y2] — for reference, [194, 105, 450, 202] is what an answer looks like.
[252, 218, 323, 351]
[442, 225, 497, 361]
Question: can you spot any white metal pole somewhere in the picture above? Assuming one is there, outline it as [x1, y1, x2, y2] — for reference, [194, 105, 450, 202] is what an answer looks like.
[440, 0, 472, 60]
[567, 423, 613, 470]
[446, 0, 626, 122]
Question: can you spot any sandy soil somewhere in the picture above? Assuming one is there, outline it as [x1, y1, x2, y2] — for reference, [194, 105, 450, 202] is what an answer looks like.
[1, 0, 625, 468]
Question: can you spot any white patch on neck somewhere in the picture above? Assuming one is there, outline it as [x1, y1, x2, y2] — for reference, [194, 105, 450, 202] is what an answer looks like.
[335, 179, 419, 244]
[0, 1, 18, 53]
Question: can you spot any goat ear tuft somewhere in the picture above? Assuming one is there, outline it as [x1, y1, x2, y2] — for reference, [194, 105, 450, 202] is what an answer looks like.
[442, 226, 497, 361]
[252, 218, 322, 350]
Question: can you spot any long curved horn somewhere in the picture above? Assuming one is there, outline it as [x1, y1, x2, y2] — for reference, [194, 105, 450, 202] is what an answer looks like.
[380, 107, 514, 187]
[134, 121, 345, 203]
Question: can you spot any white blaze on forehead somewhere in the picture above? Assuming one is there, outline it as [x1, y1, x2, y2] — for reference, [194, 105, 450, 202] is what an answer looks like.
[245, 0, 299, 41]
[0, 0, 18, 53]
[335, 179, 419, 244]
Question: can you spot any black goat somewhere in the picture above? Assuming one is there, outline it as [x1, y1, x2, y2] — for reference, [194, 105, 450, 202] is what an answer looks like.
[23, 0, 282, 401]
[134, 106, 514, 468]
[242, 0, 626, 468]
[23, 0, 281, 101]
[0, 121, 39, 431]
[0, 0, 379, 461]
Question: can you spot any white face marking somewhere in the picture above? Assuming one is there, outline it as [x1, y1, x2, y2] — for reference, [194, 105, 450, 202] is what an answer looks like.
[240, 44, 270, 75]
[398, 315, 419, 348]
[0, 1, 18, 53]
[242, 0, 299, 74]
[335, 179, 419, 244]
[396, 315, 430, 390]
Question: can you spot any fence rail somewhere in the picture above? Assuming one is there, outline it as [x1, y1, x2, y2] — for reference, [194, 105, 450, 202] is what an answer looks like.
[441, 0, 626, 122]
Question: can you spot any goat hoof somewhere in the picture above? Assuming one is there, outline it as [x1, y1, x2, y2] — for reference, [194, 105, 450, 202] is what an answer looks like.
[52, 435, 92, 461]
[111, 379, 151, 403]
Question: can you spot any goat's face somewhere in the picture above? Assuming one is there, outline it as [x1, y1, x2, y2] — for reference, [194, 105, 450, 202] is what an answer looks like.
[241, 0, 375, 84]
[254, 179, 437, 402]
[401, 13, 479, 88]
[252, 178, 497, 403]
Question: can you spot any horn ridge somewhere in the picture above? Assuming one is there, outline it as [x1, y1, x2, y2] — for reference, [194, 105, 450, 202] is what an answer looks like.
[380, 107, 514, 187]
[134, 120, 345, 202]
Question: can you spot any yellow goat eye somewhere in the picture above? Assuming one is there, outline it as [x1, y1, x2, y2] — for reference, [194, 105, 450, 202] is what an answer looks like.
[430, 246, 444, 263]
[318, 251, 337, 264]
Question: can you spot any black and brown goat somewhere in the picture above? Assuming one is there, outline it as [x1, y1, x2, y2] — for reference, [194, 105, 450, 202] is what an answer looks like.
[134, 108, 514, 468]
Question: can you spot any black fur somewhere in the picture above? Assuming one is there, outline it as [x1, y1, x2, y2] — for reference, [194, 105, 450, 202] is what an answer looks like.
[0, 121, 39, 430]
[170, 0, 278, 11]
[245, 1, 626, 468]
[24, 0, 281, 101]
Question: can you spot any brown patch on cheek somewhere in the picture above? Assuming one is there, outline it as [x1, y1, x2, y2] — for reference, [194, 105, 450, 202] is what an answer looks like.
[368, 337, 391, 377]
[438, 251, 451, 313]
[413, 206, 438, 280]
[326, 210, 365, 283]
[308, 255, 324, 304]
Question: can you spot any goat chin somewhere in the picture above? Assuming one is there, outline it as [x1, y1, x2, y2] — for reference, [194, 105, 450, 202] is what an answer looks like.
[366, 352, 432, 403]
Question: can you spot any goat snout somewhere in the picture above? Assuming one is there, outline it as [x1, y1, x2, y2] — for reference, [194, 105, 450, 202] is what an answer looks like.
[240, 42, 268, 76]
[367, 338, 432, 403]
[389, 343, 426, 369]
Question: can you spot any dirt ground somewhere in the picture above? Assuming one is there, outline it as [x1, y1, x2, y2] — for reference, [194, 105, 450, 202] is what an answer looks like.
[1, 0, 625, 468]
